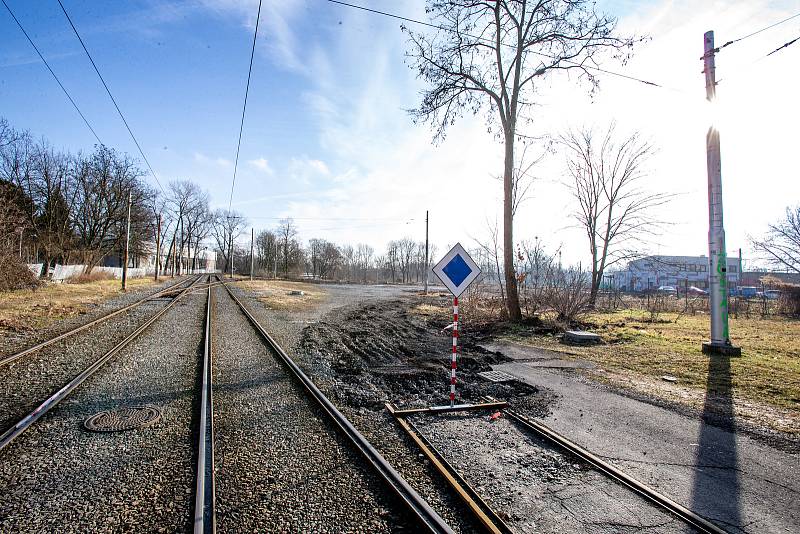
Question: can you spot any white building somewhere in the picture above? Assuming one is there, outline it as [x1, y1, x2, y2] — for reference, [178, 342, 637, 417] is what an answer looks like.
[612, 255, 741, 292]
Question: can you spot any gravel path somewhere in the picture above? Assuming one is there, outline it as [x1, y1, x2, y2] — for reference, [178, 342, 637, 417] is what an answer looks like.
[0, 276, 198, 431]
[410, 412, 695, 533]
[212, 284, 412, 532]
[0, 279, 205, 532]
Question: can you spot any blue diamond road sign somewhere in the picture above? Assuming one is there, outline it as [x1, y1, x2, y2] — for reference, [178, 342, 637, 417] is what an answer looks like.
[432, 243, 481, 297]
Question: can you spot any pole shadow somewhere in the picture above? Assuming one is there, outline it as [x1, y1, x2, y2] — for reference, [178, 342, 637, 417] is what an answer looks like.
[690, 353, 743, 531]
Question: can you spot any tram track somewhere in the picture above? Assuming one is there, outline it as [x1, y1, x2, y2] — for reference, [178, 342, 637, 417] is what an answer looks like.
[202, 276, 453, 533]
[0, 275, 194, 368]
[0, 275, 206, 452]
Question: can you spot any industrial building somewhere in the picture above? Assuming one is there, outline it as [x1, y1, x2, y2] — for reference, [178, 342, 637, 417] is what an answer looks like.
[612, 255, 741, 292]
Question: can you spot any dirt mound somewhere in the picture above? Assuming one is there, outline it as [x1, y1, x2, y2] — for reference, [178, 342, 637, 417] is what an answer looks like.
[300, 298, 554, 415]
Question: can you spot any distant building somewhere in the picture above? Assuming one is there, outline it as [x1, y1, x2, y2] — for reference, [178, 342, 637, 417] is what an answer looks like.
[612, 255, 741, 292]
[740, 271, 800, 287]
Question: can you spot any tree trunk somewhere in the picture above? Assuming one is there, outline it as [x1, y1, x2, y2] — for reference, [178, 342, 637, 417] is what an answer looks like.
[503, 131, 522, 321]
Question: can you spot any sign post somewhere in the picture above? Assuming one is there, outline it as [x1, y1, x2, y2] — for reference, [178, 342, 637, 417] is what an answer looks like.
[432, 243, 481, 407]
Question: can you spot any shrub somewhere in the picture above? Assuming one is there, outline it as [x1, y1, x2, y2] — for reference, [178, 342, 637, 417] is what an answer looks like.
[0, 254, 39, 291]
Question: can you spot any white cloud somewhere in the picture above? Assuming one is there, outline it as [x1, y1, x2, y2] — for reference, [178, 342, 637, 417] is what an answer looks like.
[205, 0, 799, 268]
[194, 152, 231, 167]
[248, 157, 274, 174]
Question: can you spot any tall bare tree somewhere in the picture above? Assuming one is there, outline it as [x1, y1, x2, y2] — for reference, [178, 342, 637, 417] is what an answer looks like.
[405, 0, 638, 321]
[561, 124, 667, 306]
[211, 209, 247, 275]
[750, 206, 800, 274]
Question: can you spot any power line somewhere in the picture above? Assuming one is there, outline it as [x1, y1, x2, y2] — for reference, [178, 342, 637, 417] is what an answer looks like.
[325, 0, 668, 90]
[56, 0, 163, 193]
[766, 34, 799, 57]
[227, 0, 263, 212]
[716, 12, 800, 52]
[1, 0, 102, 144]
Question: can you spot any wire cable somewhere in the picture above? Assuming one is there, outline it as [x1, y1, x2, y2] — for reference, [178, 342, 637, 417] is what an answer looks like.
[766, 34, 799, 57]
[1, 0, 102, 144]
[56, 0, 163, 193]
[326, 0, 668, 89]
[717, 11, 800, 51]
[227, 0, 263, 212]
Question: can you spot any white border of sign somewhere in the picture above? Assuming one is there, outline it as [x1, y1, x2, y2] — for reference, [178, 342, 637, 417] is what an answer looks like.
[432, 242, 481, 297]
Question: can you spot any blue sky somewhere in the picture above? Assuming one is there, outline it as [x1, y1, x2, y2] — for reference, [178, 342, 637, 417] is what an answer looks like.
[2, 0, 799, 267]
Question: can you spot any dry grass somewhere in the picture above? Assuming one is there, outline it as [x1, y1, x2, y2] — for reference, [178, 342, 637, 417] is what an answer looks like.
[235, 280, 327, 312]
[505, 309, 800, 434]
[66, 271, 116, 284]
[0, 277, 158, 337]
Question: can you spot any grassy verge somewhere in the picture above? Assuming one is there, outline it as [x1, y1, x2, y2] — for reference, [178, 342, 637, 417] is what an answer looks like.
[0, 277, 160, 337]
[507, 309, 800, 433]
[235, 280, 328, 312]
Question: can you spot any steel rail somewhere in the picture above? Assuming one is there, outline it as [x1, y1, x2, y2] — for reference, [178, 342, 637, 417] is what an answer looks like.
[0, 275, 205, 453]
[487, 398, 728, 534]
[0, 275, 193, 368]
[194, 276, 216, 533]
[386, 404, 513, 534]
[217, 279, 454, 534]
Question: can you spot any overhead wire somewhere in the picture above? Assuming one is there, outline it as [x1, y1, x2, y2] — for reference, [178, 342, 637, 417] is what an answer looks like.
[766, 34, 799, 57]
[56, 0, 164, 193]
[1, 0, 102, 145]
[325, 0, 670, 90]
[227, 0, 263, 212]
[716, 11, 800, 52]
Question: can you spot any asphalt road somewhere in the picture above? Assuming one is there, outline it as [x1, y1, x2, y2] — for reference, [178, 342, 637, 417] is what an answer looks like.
[489, 341, 799, 534]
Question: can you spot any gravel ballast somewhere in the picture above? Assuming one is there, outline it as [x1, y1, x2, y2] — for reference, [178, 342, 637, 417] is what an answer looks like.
[212, 284, 414, 532]
[0, 281, 205, 532]
[411, 412, 694, 533]
[0, 276, 197, 431]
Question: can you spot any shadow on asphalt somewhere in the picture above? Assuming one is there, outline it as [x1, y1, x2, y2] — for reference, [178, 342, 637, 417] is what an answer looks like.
[691, 354, 743, 531]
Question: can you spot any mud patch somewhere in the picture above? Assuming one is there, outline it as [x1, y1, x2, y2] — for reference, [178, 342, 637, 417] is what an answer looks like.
[300, 298, 556, 416]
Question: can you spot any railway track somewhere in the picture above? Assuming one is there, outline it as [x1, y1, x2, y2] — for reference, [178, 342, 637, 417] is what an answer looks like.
[473, 396, 728, 534]
[0, 275, 207, 452]
[197, 276, 453, 533]
[0, 275, 195, 368]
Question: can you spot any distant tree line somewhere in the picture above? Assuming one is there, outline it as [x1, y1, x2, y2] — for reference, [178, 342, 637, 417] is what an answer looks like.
[0, 118, 437, 286]
[248, 219, 436, 284]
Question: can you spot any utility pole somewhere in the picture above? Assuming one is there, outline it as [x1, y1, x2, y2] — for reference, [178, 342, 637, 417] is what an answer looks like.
[228, 231, 233, 279]
[154, 214, 161, 282]
[702, 30, 740, 356]
[122, 190, 132, 291]
[424, 210, 429, 295]
[250, 227, 254, 281]
[17, 227, 23, 259]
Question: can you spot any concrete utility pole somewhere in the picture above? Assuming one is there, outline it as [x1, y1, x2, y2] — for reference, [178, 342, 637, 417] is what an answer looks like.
[424, 210, 429, 295]
[154, 214, 161, 282]
[702, 30, 740, 356]
[250, 228, 254, 281]
[122, 190, 132, 291]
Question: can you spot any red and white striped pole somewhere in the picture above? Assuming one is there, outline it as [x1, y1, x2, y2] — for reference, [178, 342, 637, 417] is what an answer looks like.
[450, 296, 458, 407]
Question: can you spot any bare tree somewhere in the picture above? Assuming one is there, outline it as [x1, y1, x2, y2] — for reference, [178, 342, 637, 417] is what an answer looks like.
[561, 124, 668, 306]
[72, 146, 153, 271]
[356, 243, 374, 282]
[405, 0, 638, 321]
[255, 229, 277, 272]
[211, 209, 246, 275]
[750, 206, 800, 273]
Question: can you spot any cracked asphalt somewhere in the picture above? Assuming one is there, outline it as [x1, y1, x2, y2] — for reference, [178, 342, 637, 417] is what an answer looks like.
[491, 342, 799, 533]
